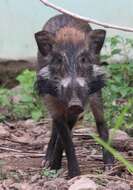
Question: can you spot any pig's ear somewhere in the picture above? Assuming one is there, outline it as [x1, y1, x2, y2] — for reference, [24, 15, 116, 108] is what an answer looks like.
[35, 31, 55, 56]
[89, 29, 106, 54]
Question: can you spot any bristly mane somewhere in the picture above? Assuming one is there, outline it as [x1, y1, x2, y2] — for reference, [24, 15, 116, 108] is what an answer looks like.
[43, 14, 92, 35]
[37, 14, 92, 69]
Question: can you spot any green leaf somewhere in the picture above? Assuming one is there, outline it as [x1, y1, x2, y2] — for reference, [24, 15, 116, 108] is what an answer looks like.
[31, 110, 42, 121]
[108, 64, 121, 70]
[42, 168, 59, 178]
[110, 85, 119, 93]
[101, 54, 111, 61]
[126, 38, 133, 47]
[21, 95, 33, 103]
[110, 36, 121, 47]
[113, 76, 122, 83]
[111, 49, 121, 55]
[114, 105, 129, 130]
[92, 134, 133, 174]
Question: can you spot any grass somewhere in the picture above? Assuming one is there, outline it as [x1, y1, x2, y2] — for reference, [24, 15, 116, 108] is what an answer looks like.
[92, 98, 133, 174]
[0, 70, 47, 121]
[92, 134, 133, 174]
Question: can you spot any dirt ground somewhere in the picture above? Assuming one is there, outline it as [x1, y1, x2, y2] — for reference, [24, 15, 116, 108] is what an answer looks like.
[0, 119, 133, 190]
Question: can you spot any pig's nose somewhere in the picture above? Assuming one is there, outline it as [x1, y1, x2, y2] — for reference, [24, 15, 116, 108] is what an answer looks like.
[68, 98, 83, 115]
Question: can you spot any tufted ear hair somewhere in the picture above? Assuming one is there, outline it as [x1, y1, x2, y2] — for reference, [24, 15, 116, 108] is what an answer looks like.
[35, 30, 55, 56]
[89, 29, 106, 54]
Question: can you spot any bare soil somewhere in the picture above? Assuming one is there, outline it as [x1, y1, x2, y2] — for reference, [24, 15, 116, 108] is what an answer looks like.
[0, 119, 132, 189]
[0, 59, 36, 87]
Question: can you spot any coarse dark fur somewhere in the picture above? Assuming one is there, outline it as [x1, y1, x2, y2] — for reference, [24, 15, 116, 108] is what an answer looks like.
[34, 14, 114, 178]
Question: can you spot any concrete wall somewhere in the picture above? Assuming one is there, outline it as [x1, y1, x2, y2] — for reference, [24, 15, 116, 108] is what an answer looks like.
[0, 0, 133, 59]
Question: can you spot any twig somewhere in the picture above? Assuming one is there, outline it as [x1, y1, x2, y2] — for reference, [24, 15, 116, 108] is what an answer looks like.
[3, 121, 15, 129]
[3, 137, 29, 145]
[0, 146, 22, 153]
[40, 0, 133, 33]
[0, 146, 45, 157]
[1, 136, 44, 149]
[105, 164, 126, 175]
[0, 154, 43, 158]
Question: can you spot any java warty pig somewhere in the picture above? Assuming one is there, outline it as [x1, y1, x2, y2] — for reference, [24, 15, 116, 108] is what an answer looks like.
[35, 14, 114, 178]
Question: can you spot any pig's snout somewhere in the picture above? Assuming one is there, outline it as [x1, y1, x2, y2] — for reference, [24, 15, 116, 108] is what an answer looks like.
[68, 98, 83, 115]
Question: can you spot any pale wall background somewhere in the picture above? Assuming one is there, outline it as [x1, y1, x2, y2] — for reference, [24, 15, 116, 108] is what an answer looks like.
[0, 0, 133, 59]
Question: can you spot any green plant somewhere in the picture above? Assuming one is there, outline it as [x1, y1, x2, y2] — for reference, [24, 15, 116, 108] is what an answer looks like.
[101, 35, 133, 63]
[102, 62, 133, 128]
[0, 88, 11, 107]
[85, 35, 133, 129]
[41, 168, 61, 178]
[92, 98, 133, 174]
[0, 70, 47, 121]
[13, 69, 46, 120]
[0, 88, 11, 121]
[92, 134, 133, 174]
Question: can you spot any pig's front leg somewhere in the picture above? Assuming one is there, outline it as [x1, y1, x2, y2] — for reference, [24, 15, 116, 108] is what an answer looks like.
[45, 122, 59, 167]
[54, 117, 80, 178]
[45, 119, 63, 170]
[45, 115, 77, 171]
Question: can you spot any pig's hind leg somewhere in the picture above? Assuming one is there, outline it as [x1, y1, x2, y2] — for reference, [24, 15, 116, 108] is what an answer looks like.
[89, 91, 114, 170]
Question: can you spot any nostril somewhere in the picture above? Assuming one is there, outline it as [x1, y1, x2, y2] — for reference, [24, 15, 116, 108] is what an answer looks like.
[68, 105, 83, 115]
[68, 97, 83, 115]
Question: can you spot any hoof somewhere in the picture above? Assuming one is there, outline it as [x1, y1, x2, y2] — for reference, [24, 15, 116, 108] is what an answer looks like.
[69, 169, 81, 179]
[104, 164, 114, 172]
[42, 159, 51, 168]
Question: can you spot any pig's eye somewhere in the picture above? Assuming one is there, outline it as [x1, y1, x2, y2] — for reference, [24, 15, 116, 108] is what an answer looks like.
[52, 53, 63, 65]
[80, 56, 88, 64]
[78, 52, 91, 65]
[76, 51, 93, 77]
[57, 56, 63, 64]
[49, 53, 68, 78]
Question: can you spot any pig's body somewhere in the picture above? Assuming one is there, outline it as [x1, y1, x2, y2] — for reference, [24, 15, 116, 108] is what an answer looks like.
[35, 14, 114, 178]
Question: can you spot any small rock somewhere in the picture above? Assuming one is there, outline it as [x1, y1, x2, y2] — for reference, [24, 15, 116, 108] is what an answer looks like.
[24, 119, 35, 127]
[69, 176, 97, 190]
[9, 183, 21, 190]
[97, 186, 106, 190]
[109, 129, 129, 141]
[11, 133, 33, 144]
[109, 129, 129, 150]
[0, 125, 10, 138]
[11, 94, 21, 104]
[106, 181, 130, 190]
[126, 128, 133, 137]
[30, 174, 41, 183]
[9, 183, 31, 190]
[10, 85, 21, 104]
[20, 183, 33, 190]
[43, 178, 68, 190]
